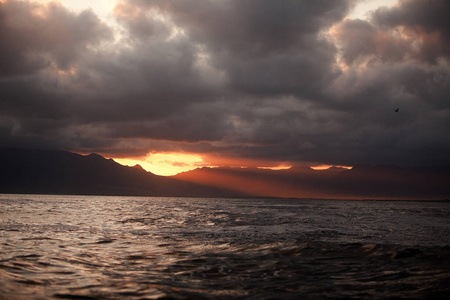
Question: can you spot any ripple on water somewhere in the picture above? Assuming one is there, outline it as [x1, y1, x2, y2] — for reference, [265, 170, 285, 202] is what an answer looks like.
[0, 195, 449, 299]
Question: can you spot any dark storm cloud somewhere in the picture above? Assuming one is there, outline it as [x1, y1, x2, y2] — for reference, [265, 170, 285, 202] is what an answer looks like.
[334, 0, 450, 65]
[0, 0, 219, 150]
[332, 18, 407, 64]
[372, 0, 450, 63]
[131, 0, 350, 97]
[0, 0, 112, 150]
[320, 0, 450, 166]
[0, 0, 111, 76]
[1, 0, 449, 167]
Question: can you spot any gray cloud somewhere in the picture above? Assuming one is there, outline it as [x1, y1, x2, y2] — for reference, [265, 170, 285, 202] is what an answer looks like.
[0, 0, 449, 168]
[137, 0, 350, 97]
[334, 0, 450, 65]
[0, 0, 111, 76]
[372, 0, 450, 63]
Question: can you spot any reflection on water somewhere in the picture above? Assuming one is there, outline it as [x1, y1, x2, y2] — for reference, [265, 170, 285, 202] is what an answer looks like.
[0, 195, 449, 299]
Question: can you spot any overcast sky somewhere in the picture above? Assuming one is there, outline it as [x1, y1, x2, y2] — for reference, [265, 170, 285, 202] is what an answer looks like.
[1, 0, 449, 174]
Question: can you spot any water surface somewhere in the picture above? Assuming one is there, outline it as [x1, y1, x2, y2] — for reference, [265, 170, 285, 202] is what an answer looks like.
[1, 195, 449, 299]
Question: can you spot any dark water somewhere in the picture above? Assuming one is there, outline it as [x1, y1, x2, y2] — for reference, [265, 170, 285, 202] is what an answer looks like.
[0, 194, 449, 299]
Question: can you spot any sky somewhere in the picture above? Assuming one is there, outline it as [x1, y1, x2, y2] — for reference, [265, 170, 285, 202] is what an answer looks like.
[1, 0, 449, 176]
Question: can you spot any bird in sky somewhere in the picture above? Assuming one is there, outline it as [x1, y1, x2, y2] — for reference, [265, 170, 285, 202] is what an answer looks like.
[395, 108, 399, 112]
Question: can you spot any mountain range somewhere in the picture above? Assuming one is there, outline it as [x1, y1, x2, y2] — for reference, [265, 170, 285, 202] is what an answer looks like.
[173, 165, 450, 200]
[0, 148, 236, 197]
[1, 148, 449, 200]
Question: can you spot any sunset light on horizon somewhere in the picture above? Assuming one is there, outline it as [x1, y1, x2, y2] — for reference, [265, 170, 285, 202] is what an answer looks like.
[112, 152, 298, 176]
[113, 152, 208, 176]
[310, 165, 353, 171]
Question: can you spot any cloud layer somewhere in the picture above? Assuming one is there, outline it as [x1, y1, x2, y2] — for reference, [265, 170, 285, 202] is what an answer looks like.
[1, 0, 449, 167]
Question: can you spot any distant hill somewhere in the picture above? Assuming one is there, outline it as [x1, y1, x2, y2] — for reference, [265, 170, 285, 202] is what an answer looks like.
[173, 164, 450, 200]
[0, 148, 238, 197]
[1, 147, 449, 200]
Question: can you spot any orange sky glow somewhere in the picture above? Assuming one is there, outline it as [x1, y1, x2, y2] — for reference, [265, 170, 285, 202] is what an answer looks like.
[113, 153, 208, 176]
[111, 152, 352, 176]
[311, 165, 353, 170]
[111, 152, 299, 176]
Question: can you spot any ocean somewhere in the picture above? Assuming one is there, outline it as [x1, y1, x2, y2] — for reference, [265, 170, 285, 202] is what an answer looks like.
[0, 194, 449, 299]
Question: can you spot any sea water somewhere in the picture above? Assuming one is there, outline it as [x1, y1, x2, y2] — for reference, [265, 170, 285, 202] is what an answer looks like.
[0, 194, 449, 299]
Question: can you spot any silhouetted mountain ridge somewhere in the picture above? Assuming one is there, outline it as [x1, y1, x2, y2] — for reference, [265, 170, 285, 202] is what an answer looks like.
[0, 148, 239, 197]
[173, 164, 450, 200]
[1, 148, 449, 199]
